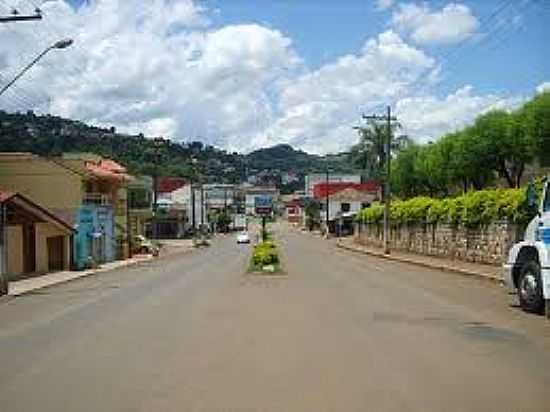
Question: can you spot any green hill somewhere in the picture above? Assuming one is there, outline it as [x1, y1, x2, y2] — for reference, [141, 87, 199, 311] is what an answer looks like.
[0, 111, 354, 188]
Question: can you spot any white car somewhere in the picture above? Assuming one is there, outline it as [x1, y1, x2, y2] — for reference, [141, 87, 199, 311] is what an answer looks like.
[236, 231, 251, 244]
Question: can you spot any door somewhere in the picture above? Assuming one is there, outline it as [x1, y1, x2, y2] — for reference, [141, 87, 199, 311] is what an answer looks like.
[22, 224, 36, 273]
[47, 236, 65, 272]
[541, 183, 550, 245]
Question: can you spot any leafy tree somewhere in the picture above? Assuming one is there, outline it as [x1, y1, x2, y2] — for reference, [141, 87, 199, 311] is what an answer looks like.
[522, 91, 550, 166]
[391, 144, 421, 198]
[473, 110, 534, 188]
[304, 199, 320, 231]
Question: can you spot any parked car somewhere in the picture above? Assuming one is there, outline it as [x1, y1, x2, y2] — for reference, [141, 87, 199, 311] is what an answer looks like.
[236, 231, 251, 244]
[134, 235, 160, 256]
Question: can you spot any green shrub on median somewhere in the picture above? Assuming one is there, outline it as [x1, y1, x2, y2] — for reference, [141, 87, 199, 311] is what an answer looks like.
[252, 241, 279, 267]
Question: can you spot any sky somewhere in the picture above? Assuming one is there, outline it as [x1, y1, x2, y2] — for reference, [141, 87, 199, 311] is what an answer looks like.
[0, 0, 548, 154]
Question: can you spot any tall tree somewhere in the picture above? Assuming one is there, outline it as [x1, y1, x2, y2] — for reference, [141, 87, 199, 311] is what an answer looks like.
[349, 119, 406, 180]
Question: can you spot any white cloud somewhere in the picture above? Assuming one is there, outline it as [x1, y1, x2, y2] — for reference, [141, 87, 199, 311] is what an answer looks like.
[391, 3, 479, 45]
[396, 86, 522, 142]
[536, 82, 550, 94]
[0, 1, 522, 154]
[376, 0, 395, 11]
[0, 1, 299, 152]
[263, 30, 435, 153]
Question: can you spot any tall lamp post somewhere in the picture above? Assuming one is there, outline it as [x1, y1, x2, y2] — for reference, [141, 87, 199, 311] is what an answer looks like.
[0, 38, 73, 97]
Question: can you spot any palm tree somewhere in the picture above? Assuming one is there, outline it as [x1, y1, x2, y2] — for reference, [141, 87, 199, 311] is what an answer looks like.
[350, 119, 408, 180]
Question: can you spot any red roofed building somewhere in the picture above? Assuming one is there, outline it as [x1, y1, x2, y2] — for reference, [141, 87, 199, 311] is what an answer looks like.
[312, 181, 381, 235]
[157, 177, 187, 194]
[313, 181, 380, 199]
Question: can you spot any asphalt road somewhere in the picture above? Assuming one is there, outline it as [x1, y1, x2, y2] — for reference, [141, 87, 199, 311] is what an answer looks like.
[1, 224, 550, 411]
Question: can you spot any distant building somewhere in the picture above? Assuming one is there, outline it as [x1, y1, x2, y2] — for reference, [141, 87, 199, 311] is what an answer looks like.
[154, 177, 188, 238]
[313, 181, 380, 235]
[282, 171, 299, 185]
[127, 176, 153, 243]
[305, 174, 361, 198]
[280, 194, 305, 224]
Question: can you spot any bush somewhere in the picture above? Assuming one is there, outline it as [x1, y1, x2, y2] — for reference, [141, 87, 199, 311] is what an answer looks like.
[252, 241, 279, 266]
[356, 187, 534, 227]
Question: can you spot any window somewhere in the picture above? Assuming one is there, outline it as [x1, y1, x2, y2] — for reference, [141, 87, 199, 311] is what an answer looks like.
[341, 203, 351, 212]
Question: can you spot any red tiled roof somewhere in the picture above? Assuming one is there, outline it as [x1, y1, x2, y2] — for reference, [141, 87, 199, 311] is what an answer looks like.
[313, 181, 380, 199]
[0, 190, 15, 203]
[85, 159, 133, 182]
[158, 177, 187, 193]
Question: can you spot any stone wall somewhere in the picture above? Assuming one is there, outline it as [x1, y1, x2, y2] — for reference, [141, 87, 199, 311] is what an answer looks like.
[354, 220, 524, 265]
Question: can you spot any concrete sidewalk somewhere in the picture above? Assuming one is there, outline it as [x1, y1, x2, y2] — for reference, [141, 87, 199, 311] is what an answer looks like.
[8, 255, 153, 297]
[337, 237, 503, 283]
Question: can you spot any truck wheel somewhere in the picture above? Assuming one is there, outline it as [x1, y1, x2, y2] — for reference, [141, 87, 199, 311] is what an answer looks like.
[518, 260, 545, 315]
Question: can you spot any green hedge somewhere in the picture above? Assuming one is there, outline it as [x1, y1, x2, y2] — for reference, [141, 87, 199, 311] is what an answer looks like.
[356, 187, 534, 227]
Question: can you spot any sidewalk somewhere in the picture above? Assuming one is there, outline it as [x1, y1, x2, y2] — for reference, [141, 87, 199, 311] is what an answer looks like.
[336, 237, 503, 283]
[8, 255, 153, 297]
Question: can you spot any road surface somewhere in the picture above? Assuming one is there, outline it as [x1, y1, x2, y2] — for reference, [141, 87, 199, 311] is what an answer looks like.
[1, 225, 550, 411]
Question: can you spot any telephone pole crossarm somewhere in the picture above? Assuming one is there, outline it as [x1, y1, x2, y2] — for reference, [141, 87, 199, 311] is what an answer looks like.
[0, 13, 42, 23]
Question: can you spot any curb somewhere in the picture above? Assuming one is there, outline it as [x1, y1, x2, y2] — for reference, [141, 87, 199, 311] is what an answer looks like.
[336, 241, 503, 284]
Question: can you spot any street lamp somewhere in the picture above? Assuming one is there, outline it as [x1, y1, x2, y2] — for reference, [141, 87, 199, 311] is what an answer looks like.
[0, 38, 73, 97]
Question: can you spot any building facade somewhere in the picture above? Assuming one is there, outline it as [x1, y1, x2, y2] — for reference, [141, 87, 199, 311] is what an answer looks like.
[313, 182, 380, 234]
[1, 191, 74, 282]
[0, 153, 132, 269]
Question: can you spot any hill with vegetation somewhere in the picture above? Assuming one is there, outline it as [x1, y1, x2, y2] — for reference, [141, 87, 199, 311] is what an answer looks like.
[0, 111, 354, 190]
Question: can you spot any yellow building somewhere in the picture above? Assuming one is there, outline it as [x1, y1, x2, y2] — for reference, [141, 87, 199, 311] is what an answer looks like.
[1, 191, 74, 280]
[0, 152, 133, 268]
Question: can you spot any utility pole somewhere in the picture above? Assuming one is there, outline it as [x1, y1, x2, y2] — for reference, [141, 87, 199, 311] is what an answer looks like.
[363, 105, 397, 255]
[126, 190, 132, 259]
[0, 202, 8, 295]
[151, 137, 164, 240]
[200, 184, 204, 229]
[191, 184, 196, 233]
[223, 186, 228, 233]
[152, 173, 159, 240]
[325, 167, 330, 236]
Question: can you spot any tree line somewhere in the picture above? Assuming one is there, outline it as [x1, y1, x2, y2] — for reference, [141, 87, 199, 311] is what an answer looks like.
[350, 91, 550, 199]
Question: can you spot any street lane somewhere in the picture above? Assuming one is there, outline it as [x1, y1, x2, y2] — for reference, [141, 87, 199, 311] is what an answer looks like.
[1, 226, 550, 411]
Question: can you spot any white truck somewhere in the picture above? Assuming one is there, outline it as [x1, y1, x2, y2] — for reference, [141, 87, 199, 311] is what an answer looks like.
[503, 178, 550, 318]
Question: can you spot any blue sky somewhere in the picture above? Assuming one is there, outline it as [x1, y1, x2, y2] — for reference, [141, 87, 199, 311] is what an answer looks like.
[203, 0, 548, 97]
[1, 0, 548, 153]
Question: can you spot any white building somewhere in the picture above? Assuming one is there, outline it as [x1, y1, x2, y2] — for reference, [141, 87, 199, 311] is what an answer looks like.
[171, 185, 206, 230]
